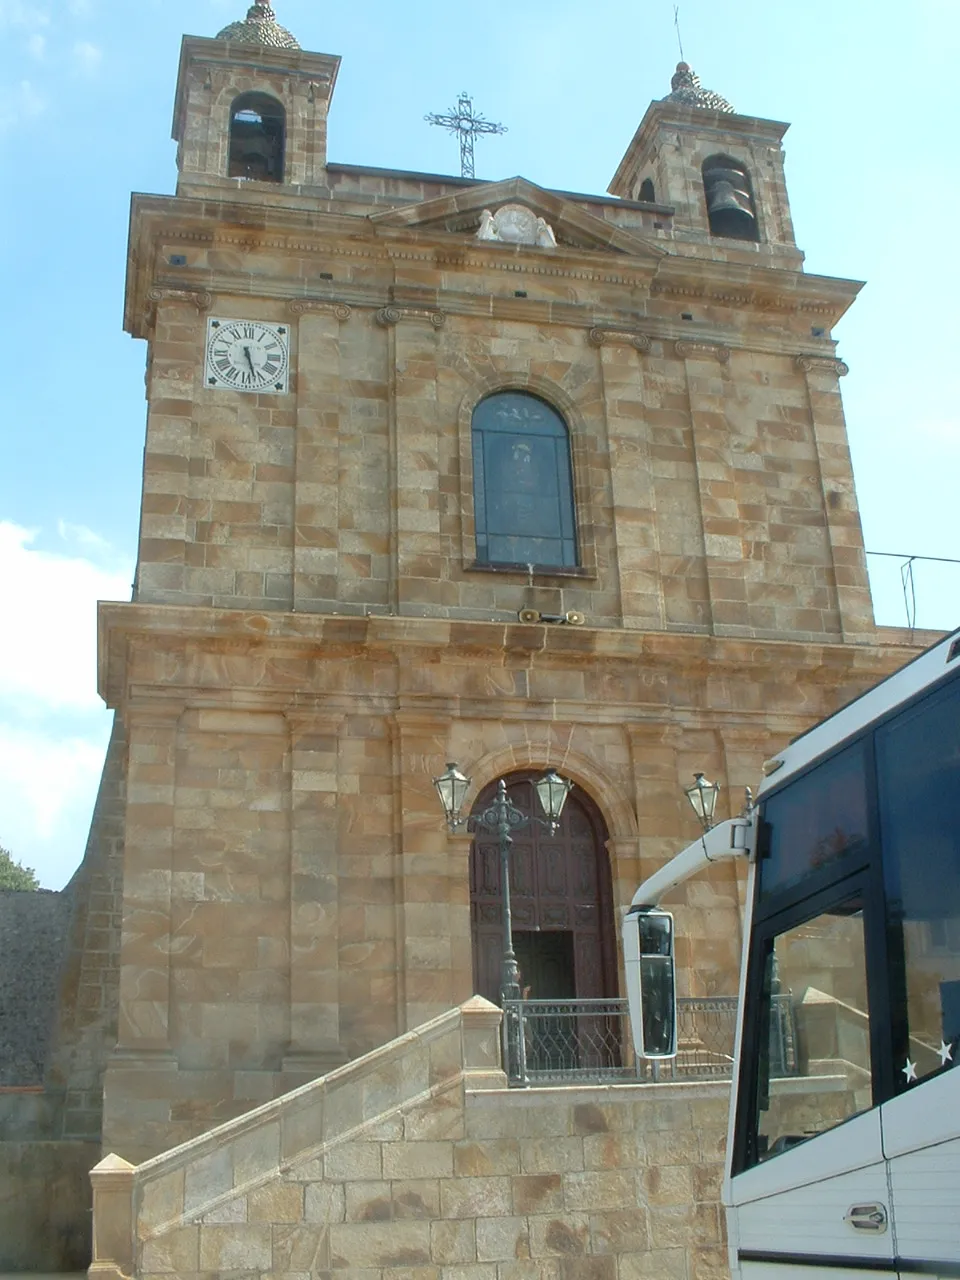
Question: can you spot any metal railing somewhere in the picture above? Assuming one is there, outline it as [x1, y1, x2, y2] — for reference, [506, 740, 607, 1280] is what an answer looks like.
[865, 550, 960, 632]
[502, 995, 798, 1087]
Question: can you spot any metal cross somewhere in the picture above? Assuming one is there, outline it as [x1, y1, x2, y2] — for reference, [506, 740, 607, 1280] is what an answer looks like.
[425, 92, 507, 179]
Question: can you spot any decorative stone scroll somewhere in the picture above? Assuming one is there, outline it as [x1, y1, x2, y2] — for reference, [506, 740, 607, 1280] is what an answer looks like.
[376, 306, 445, 329]
[143, 287, 212, 333]
[795, 355, 849, 377]
[477, 204, 558, 248]
[146, 286, 213, 312]
[287, 298, 352, 320]
[674, 339, 731, 364]
[588, 326, 652, 352]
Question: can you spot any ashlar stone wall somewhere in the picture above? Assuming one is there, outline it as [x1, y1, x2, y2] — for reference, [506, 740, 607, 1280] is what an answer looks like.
[91, 999, 730, 1280]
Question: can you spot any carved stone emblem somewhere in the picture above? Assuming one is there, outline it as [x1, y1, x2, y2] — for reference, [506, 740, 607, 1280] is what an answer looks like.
[477, 204, 558, 248]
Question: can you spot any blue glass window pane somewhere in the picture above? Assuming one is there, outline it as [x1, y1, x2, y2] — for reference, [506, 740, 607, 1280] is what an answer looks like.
[472, 393, 578, 569]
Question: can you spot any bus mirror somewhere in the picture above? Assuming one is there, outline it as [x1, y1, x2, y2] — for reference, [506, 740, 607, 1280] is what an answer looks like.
[623, 907, 678, 1059]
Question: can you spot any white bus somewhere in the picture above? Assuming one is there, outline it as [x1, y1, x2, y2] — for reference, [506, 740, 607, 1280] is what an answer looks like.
[624, 628, 960, 1279]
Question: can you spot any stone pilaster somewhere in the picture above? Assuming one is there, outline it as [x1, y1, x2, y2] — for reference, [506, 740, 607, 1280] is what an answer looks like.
[391, 710, 461, 1032]
[386, 314, 448, 615]
[101, 703, 180, 1162]
[593, 330, 664, 630]
[291, 306, 348, 611]
[796, 355, 875, 642]
[113, 703, 182, 1058]
[284, 712, 348, 1074]
[676, 341, 742, 636]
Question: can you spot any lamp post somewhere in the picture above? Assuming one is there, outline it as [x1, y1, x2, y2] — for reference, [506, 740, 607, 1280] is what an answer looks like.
[683, 771, 721, 832]
[433, 763, 573, 1079]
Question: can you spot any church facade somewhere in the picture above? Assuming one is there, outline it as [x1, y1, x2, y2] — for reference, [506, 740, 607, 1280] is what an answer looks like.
[30, 0, 929, 1228]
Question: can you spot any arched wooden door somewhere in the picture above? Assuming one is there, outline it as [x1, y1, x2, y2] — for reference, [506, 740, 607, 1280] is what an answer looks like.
[469, 772, 617, 1006]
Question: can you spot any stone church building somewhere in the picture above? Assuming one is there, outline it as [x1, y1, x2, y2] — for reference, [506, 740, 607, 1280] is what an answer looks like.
[0, 3, 933, 1274]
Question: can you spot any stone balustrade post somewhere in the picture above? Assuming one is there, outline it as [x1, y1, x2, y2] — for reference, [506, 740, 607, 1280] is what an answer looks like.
[88, 1153, 135, 1280]
[460, 995, 506, 1089]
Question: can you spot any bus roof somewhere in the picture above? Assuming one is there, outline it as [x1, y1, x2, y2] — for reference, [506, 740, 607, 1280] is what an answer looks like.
[757, 627, 960, 800]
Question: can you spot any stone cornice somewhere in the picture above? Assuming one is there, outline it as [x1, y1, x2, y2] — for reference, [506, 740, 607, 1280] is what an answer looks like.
[139, 267, 847, 365]
[124, 193, 863, 339]
[99, 601, 929, 714]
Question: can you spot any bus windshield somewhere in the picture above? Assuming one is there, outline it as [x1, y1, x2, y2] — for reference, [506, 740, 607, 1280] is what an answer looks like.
[737, 670, 960, 1171]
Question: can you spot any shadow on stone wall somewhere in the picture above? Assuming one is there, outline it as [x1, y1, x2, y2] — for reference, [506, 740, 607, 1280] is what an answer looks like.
[0, 1140, 99, 1271]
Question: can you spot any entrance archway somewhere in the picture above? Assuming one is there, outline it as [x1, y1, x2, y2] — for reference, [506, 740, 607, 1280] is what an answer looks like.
[469, 772, 617, 1006]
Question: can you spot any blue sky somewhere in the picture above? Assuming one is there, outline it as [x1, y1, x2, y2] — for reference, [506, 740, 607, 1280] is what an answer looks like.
[0, 0, 957, 888]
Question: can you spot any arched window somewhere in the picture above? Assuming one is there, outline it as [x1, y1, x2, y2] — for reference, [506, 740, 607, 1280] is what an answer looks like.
[638, 177, 656, 203]
[228, 92, 285, 183]
[702, 154, 759, 241]
[472, 391, 578, 570]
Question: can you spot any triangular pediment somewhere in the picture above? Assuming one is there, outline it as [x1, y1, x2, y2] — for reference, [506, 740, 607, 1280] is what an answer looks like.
[369, 176, 665, 259]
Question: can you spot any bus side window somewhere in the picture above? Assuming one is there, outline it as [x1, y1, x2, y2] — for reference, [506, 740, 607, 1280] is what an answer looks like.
[876, 679, 960, 1085]
[760, 742, 869, 900]
[750, 893, 873, 1166]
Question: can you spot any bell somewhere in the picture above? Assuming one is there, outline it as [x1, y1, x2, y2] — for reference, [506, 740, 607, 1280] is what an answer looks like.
[706, 181, 754, 218]
[702, 161, 757, 240]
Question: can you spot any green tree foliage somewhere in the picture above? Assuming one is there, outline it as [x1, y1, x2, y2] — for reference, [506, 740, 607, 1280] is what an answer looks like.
[0, 844, 40, 891]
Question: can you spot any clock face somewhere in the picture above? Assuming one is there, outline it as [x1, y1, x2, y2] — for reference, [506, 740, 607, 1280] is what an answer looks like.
[204, 317, 290, 393]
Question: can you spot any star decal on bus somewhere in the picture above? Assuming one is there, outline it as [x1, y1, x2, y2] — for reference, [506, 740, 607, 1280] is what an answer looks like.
[902, 1059, 917, 1083]
[938, 1041, 954, 1066]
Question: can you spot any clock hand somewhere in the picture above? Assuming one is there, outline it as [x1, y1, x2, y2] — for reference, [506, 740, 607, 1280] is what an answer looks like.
[244, 345, 257, 376]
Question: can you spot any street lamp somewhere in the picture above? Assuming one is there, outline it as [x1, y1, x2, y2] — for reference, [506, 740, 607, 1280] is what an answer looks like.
[684, 772, 721, 832]
[433, 763, 573, 1079]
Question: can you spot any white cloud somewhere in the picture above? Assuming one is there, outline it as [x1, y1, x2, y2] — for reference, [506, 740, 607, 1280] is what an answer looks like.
[0, 2, 49, 31]
[0, 722, 112, 889]
[0, 77, 45, 132]
[0, 520, 130, 714]
[57, 518, 113, 556]
[0, 521, 131, 889]
[71, 38, 101, 74]
[26, 30, 44, 56]
[67, 0, 92, 15]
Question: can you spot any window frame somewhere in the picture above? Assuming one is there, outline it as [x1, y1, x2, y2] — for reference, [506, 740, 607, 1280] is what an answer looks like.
[458, 381, 597, 581]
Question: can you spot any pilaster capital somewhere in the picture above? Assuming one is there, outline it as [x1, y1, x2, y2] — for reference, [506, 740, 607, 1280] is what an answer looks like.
[144, 286, 212, 333]
[795, 354, 849, 377]
[376, 305, 446, 329]
[285, 709, 345, 741]
[675, 339, 731, 364]
[624, 720, 682, 749]
[125, 701, 185, 731]
[287, 298, 352, 320]
[588, 325, 652, 352]
[392, 709, 453, 733]
[146, 286, 213, 312]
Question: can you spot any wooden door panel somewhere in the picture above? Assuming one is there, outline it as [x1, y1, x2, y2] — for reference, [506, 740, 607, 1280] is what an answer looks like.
[469, 773, 616, 1003]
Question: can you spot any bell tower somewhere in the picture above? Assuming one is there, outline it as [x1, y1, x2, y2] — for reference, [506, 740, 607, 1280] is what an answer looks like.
[171, 0, 340, 198]
[610, 62, 801, 270]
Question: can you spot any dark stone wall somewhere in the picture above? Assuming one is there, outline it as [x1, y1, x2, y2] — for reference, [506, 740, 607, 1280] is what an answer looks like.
[0, 1140, 98, 1270]
[0, 889, 71, 1086]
